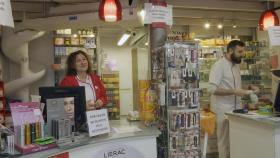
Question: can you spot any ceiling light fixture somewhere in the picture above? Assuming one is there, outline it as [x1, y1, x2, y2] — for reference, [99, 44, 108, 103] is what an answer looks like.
[117, 32, 131, 46]
[259, 8, 280, 31]
[217, 24, 223, 29]
[204, 22, 210, 29]
[99, 0, 122, 22]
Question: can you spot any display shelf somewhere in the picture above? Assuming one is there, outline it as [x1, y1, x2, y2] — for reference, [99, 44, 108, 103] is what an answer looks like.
[241, 41, 271, 98]
[0, 81, 7, 127]
[153, 42, 201, 158]
[102, 71, 120, 120]
[54, 45, 85, 47]
[53, 28, 97, 86]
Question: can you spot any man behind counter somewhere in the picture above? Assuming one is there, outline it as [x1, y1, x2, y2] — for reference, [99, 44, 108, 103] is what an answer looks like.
[208, 40, 259, 158]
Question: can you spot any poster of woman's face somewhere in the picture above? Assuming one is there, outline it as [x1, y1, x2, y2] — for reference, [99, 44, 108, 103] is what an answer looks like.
[64, 97, 74, 119]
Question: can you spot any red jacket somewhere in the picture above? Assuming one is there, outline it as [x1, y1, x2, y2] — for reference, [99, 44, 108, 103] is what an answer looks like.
[59, 73, 108, 107]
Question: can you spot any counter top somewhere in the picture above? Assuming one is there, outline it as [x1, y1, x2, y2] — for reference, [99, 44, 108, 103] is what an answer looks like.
[226, 111, 280, 127]
[3, 118, 160, 158]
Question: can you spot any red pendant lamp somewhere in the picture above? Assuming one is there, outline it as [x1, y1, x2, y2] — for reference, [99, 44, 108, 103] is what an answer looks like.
[99, 0, 122, 22]
[259, 9, 279, 31]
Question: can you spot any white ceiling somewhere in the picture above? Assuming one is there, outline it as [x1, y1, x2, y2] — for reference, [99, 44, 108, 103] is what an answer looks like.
[9, 0, 273, 36]
[10, 0, 267, 23]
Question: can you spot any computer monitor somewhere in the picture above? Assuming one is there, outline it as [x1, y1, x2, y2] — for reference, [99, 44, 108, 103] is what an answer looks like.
[39, 86, 86, 131]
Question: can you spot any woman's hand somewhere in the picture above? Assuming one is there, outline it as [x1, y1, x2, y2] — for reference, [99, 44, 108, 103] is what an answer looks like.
[94, 100, 103, 108]
[86, 100, 103, 111]
[86, 100, 95, 110]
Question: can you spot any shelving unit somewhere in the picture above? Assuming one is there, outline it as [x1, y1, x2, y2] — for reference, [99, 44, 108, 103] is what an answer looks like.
[0, 81, 6, 126]
[102, 71, 120, 120]
[198, 45, 223, 111]
[240, 41, 271, 97]
[154, 42, 200, 158]
[53, 28, 97, 85]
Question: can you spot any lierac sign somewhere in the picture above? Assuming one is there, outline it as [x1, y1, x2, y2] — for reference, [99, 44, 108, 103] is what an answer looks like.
[94, 144, 145, 158]
[0, 0, 14, 27]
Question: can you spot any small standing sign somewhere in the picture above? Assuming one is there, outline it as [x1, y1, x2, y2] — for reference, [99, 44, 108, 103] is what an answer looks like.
[86, 109, 110, 137]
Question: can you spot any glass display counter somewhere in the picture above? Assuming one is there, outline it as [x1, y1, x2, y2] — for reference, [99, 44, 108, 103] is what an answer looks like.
[1, 117, 160, 158]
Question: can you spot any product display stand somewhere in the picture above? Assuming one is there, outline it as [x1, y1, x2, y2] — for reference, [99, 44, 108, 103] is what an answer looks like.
[154, 42, 200, 158]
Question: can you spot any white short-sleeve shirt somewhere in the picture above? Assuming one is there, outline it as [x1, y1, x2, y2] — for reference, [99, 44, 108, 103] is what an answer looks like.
[76, 75, 96, 102]
[208, 57, 242, 111]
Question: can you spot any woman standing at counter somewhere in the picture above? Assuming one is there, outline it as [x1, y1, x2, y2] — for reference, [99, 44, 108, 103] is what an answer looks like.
[60, 50, 107, 110]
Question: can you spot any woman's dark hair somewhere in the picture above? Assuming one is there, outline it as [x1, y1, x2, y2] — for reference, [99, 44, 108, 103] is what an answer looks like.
[66, 50, 92, 75]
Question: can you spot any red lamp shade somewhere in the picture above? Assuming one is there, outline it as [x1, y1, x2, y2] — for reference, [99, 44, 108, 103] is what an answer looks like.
[99, 0, 122, 22]
[259, 9, 279, 31]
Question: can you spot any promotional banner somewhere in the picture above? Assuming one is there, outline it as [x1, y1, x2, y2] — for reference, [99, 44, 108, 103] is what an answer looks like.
[0, 0, 14, 27]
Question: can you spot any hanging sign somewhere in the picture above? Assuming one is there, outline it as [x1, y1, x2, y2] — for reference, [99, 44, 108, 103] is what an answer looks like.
[94, 144, 144, 158]
[86, 109, 110, 137]
[144, 3, 173, 26]
[268, 26, 280, 46]
[0, 0, 14, 27]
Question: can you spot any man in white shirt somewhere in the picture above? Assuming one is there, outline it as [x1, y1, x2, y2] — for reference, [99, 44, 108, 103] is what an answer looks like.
[208, 40, 257, 158]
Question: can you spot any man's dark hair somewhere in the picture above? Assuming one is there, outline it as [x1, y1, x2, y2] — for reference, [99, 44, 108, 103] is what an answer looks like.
[66, 50, 92, 75]
[227, 40, 245, 53]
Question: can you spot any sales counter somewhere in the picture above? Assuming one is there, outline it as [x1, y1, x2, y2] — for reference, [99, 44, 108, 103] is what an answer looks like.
[6, 118, 160, 158]
[227, 112, 280, 158]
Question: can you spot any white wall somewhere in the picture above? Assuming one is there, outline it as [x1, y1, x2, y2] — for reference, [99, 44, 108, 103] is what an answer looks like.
[190, 26, 254, 37]
[137, 48, 149, 80]
[170, 25, 254, 38]
[100, 36, 133, 115]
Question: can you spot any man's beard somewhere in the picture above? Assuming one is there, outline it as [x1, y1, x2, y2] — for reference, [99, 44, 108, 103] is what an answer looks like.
[231, 53, 242, 64]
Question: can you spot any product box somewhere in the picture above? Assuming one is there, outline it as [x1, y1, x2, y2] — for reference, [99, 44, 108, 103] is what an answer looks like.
[10, 102, 56, 154]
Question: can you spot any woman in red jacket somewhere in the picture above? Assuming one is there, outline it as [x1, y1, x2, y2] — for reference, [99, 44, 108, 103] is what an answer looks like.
[60, 50, 107, 111]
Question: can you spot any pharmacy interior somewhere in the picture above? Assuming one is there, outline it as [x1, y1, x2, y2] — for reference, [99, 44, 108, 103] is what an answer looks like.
[0, 0, 280, 158]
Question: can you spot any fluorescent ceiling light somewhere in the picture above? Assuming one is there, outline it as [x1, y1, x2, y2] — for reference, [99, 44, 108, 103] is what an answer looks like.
[217, 24, 223, 29]
[117, 33, 131, 46]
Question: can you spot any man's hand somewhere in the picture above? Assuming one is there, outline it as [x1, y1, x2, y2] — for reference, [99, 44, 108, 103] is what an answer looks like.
[234, 89, 252, 97]
[249, 85, 260, 94]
